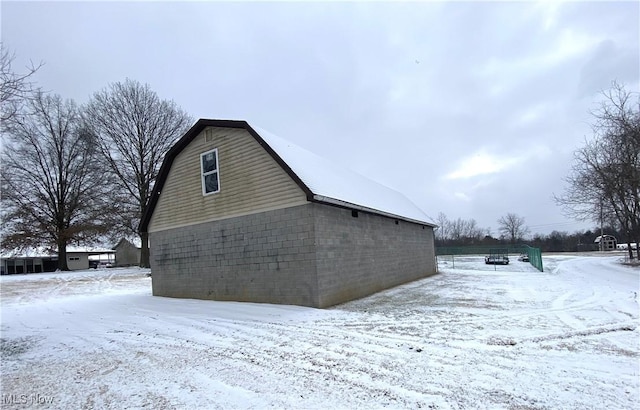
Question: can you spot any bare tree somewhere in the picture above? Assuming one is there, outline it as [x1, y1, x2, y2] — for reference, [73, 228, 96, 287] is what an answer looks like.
[555, 82, 640, 259]
[84, 79, 193, 267]
[448, 218, 465, 242]
[447, 217, 485, 244]
[463, 218, 485, 242]
[1, 92, 108, 270]
[435, 212, 449, 242]
[0, 43, 42, 123]
[497, 213, 530, 243]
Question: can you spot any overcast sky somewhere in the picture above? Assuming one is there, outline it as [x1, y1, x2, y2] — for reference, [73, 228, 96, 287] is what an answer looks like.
[2, 1, 638, 236]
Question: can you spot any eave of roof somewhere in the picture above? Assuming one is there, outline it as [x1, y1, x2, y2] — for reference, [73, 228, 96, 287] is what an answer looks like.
[139, 119, 435, 232]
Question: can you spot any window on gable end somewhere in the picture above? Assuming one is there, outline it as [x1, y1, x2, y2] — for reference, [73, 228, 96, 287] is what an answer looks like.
[201, 148, 220, 195]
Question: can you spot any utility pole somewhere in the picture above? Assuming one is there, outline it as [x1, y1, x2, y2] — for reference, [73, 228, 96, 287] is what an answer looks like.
[599, 198, 604, 252]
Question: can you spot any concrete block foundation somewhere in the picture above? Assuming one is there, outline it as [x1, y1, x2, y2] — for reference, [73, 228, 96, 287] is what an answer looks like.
[150, 203, 436, 308]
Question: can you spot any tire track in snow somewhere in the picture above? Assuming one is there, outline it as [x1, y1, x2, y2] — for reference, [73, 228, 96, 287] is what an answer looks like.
[146, 316, 456, 407]
[326, 291, 608, 339]
[551, 290, 595, 331]
[177, 316, 527, 408]
[100, 317, 449, 408]
[487, 322, 637, 347]
[548, 257, 640, 352]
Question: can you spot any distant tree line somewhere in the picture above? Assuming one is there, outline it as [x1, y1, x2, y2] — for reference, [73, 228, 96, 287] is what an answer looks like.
[0, 44, 193, 270]
[529, 226, 627, 253]
[435, 211, 628, 253]
[435, 212, 531, 247]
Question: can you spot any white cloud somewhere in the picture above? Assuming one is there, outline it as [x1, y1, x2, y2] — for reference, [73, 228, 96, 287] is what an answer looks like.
[444, 151, 520, 180]
[444, 145, 552, 181]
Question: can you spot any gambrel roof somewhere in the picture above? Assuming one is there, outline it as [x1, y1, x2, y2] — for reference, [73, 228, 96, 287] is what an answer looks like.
[140, 119, 435, 232]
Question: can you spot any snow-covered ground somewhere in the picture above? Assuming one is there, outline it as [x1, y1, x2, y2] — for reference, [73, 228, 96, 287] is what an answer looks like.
[1, 255, 638, 409]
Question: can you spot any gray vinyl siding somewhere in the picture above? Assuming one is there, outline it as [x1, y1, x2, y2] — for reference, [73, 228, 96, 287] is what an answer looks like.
[148, 127, 308, 232]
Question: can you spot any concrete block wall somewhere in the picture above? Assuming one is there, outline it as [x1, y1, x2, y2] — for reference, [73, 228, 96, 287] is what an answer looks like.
[150, 204, 319, 306]
[149, 202, 436, 308]
[312, 203, 436, 307]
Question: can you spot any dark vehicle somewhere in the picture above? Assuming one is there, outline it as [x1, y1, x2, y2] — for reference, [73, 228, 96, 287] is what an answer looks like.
[98, 261, 114, 268]
[90, 261, 114, 269]
[485, 255, 509, 265]
[485, 248, 510, 265]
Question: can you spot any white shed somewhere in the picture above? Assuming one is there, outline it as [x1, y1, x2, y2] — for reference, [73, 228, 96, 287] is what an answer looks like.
[594, 235, 617, 251]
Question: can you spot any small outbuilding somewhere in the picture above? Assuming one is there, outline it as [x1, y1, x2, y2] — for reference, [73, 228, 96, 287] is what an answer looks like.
[1, 246, 115, 273]
[67, 246, 115, 269]
[114, 238, 141, 267]
[0, 250, 57, 274]
[140, 119, 437, 308]
[595, 235, 617, 251]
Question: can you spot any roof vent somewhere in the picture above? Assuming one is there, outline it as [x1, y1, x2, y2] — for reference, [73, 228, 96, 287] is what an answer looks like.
[204, 129, 216, 143]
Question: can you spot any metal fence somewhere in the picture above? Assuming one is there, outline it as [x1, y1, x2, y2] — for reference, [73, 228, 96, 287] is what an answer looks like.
[436, 245, 544, 272]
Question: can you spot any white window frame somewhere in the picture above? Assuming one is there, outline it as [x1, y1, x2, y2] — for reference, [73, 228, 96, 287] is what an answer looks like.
[201, 148, 220, 196]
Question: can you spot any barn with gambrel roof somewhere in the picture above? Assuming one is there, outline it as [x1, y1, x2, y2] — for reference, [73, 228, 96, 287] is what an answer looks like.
[140, 119, 437, 308]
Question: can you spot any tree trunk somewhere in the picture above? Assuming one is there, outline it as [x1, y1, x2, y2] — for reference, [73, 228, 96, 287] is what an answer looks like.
[140, 231, 150, 268]
[57, 240, 70, 271]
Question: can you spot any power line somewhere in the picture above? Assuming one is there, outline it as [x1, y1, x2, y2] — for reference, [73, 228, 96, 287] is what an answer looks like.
[528, 221, 588, 229]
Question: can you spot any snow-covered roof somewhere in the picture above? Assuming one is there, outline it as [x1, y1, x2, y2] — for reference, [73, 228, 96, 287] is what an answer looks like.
[66, 246, 115, 254]
[141, 119, 435, 231]
[594, 235, 616, 243]
[114, 237, 142, 249]
[1, 246, 114, 259]
[253, 126, 434, 225]
[0, 247, 54, 259]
